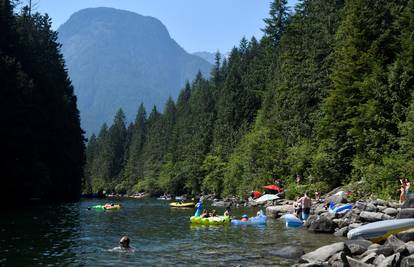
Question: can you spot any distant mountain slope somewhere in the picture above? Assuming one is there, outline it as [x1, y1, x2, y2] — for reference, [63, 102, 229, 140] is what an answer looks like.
[193, 51, 216, 64]
[58, 7, 212, 135]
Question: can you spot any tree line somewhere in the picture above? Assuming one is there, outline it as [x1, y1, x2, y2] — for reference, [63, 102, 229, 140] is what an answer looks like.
[85, 0, 414, 200]
[0, 0, 85, 204]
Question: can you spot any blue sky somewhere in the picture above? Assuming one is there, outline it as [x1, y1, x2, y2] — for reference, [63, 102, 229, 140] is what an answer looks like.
[36, 0, 298, 54]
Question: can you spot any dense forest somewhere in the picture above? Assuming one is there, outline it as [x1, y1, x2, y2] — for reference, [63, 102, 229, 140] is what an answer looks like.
[85, 0, 414, 200]
[0, 0, 85, 203]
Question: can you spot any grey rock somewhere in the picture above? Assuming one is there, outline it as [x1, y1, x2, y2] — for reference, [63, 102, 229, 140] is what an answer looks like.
[374, 199, 386, 206]
[346, 256, 374, 267]
[373, 254, 386, 266]
[300, 242, 348, 263]
[367, 244, 381, 250]
[360, 245, 393, 258]
[269, 246, 304, 259]
[266, 205, 294, 218]
[326, 194, 348, 205]
[384, 235, 407, 254]
[314, 206, 327, 215]
[211, 201, 231, 207]
[293, 263, 330, 267]
[364, 203, 378, 212]
[359, 211, 384, 222]
[382, 208, 398, 217]
[377, 205, 387, 212]
[377, 253, 400, 267]
[388, 202, 400, 209]
[396, 229, 414, 242]
[400, 254, 414, 267]
[359, 252, 376, 264]
[328, 252, 349, 267]
[304, 215, 318, 228]
[397, 208, 414, 219]
[354, 201, 367, 211]
[405, 241, 414, 254]
[334, 227, 349, 237]
[308, 217, 336, 233]
[345, 239, 372, 256]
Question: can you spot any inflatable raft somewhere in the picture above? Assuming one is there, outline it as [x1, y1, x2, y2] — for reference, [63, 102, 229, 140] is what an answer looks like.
[329, 203, 352, 214]
[231, 213, 267, 226]
[170, 202, 195, 208]
[348, 219, 414, 243]
[190, 215, 231, 225]
[90, 204, 121, 210]
[282, 214, 304, 227]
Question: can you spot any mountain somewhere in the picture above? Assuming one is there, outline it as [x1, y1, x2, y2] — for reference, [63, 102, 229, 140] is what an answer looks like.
[58, 7, 212, 135]
[193, 51, 216, 64]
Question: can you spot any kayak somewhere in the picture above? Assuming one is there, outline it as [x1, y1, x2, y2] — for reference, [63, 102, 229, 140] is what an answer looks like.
[348, 219, 414, 243]
[282, 214, 304, 227]
[170, 202, 195, 208]
[329, 203, 352, 214]
[231, 214, 267, 226]
[190, 215, 231, 225]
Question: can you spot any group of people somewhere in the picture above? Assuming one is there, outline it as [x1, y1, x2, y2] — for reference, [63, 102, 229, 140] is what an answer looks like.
[200, 207, 232, 218]
[400, 177, 411, 203]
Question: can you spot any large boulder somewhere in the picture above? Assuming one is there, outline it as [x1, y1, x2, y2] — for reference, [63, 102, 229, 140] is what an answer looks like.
[384, 235, 408, 254]
[359, 211, 391, 222]
[382, 208, 398, 217]
[396, 208, 414, 219]
[345, 239, 372, 256]
[300, 242, 349, 263]
[308, 217, 336, 233]
[266, 205, 294, 218]
[364, 203, 378, 212]
[326, 194, 348, 205]
[328, 252, 349, 267]
[376, 253, 400, 267]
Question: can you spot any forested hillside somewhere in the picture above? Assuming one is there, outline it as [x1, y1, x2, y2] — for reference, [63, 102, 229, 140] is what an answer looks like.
[85, 0, 414, 200]
[0, 0, 85, 203]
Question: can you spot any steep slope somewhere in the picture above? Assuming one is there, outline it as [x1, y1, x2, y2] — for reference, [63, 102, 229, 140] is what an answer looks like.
[58, 7, 212, 134]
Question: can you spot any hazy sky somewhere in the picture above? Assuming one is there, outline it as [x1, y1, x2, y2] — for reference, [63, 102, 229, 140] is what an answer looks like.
[35, 0, 298, 54]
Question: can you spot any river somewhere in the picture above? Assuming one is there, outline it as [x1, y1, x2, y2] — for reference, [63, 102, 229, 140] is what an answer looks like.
[0, 198, 343, 266]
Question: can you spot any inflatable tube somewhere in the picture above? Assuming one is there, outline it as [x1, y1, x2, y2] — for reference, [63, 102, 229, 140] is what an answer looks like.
[231, 214, 267, 226]
[104, 204, 121, 210]
[91, 205, 105, 210]
[190, 216, 231, 225]
[329, 203, 352, 214]
[348, 219, 414, 243]
[282, 214, 304, 227]
[170, 202, 195, 208]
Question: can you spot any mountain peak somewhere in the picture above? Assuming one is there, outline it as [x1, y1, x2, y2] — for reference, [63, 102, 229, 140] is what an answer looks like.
[58, 8, 212, 135]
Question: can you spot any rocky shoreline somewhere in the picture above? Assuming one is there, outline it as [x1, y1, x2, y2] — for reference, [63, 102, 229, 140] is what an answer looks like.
[263, 195, 414, 266]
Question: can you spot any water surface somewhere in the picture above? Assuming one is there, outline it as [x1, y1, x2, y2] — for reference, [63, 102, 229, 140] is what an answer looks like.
[0, 198, 343, 266]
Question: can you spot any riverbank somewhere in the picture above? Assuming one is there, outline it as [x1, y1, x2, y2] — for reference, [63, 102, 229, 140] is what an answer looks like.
[262, 193, 414, 266]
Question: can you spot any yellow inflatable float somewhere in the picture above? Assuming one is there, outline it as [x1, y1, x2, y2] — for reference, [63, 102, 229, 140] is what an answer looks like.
[190, 215, 231, 225]
[170, 202, 195, 208]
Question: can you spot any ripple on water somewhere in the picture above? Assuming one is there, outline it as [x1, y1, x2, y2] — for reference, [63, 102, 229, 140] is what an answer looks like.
[0, 199, 344, 266]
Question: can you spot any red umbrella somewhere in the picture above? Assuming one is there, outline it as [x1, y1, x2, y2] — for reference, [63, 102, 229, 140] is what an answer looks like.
[262, 185, 284, 192]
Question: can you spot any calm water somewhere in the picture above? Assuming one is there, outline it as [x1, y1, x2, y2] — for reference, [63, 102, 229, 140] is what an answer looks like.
[0, 198, 342, 266]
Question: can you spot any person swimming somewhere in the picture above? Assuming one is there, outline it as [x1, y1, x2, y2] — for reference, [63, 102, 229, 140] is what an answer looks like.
[110, 236, 135, 252]
[241, 214, 248, 222]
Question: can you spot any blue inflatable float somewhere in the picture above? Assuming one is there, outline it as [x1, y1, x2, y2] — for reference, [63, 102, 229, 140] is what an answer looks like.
[328, 203, 352, 214]
[282, 214, 304, 227]
[231, 211, 267, 226]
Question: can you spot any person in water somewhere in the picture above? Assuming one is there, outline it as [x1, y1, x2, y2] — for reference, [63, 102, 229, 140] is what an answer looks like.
[296, 192, 312, 220]
[111, 236, 135, 252]
[201, 209, 209, 218]
[224, 207, 231, 217]
[241, 214, 249, 222]
[209, 210, 217, 217]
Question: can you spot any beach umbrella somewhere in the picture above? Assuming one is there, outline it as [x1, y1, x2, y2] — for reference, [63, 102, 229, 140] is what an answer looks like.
[262, 185, 284, 192]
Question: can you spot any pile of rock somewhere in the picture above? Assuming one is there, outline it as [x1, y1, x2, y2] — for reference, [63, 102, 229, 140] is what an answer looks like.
[294, 232, 414, 267]
[305, 199, 401, 237]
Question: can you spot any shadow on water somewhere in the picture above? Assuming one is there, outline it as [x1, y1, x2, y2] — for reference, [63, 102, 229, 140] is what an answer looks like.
[0, 198, 344, 266]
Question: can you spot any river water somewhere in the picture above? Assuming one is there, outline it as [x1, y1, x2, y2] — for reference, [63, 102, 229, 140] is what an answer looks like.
[0, 198, 342, 266]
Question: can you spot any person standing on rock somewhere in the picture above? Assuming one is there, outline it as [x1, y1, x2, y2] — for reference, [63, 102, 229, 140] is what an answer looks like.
[297, 192, 311, 220]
